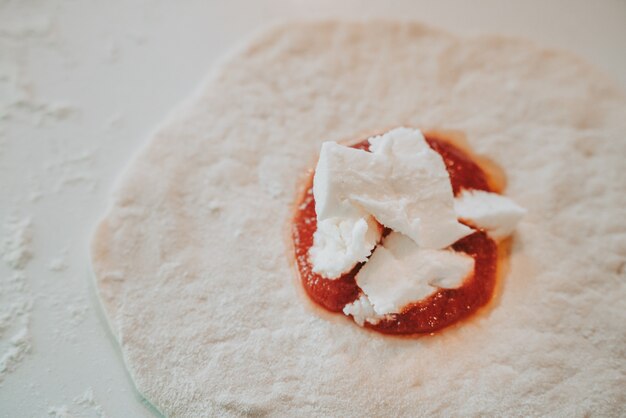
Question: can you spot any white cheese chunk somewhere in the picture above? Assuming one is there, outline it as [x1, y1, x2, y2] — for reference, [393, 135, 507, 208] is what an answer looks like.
[309, 215, 381, 279]
[313, 142, 378, 221]
[313, 127, 472, 249]
[342, 295, 384, 326]
[355, 232, 475, 315]
[454, 189, 526, 240]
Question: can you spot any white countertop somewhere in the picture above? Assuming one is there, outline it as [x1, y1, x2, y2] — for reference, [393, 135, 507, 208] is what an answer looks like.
[1, 1, 624, 416]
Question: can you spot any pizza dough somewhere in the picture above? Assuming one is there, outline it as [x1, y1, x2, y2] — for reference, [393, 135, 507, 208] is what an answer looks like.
[90, 21, 626, 417]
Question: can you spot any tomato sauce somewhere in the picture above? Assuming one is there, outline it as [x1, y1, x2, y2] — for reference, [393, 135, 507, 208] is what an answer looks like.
[292, 134, 498, 335]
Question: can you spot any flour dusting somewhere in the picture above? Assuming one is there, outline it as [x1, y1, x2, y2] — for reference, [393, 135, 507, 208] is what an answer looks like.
[48, 294, 89, 343]
[24, 149, 98, 204]
[1, 218, 33, 270]
[47, 387, 108, 418]
[0, 218, 34, 381]
[0, 62, 77, 127]
[49, 256, 68, 272]
[43, 151, 98, 194]
[74, 387, 108, 418]
[47, 405, 71, 418]
[0, 297, 32, 376]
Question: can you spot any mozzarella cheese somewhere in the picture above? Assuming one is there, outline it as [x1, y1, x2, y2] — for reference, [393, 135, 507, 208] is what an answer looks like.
[313, 127, 472, 249]
[454, 189, 526, 239]
[342, 295, 384, 326]
[309, 215, 381, 279]
[309, 127, 524, 312]
[355, 233, 474, 315]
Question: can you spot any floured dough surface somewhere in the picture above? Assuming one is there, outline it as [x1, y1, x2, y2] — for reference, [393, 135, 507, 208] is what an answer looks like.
[91, 21, 626, 417]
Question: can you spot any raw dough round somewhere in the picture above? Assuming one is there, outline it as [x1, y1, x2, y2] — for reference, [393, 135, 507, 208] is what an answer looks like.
[91, 21, 626, 417]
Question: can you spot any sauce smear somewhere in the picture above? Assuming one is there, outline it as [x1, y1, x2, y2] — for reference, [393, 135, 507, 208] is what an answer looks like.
[292, 134, 498, 334]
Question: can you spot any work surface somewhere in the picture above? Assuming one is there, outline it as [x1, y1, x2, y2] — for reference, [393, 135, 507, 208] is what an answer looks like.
[1, 1, 625, 416]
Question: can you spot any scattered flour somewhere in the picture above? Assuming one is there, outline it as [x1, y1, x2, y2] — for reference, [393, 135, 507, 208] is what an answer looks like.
[26, 149, 98, 203]
[66, 301, 88, 328]
[1, 218, 33, 269]
[0, 300, 32, 376]
[0, 62, 77, 127]
[48, 294, 89, 343]
[74, 387, 108, 418]
[0, 14, 77, 131]
[49, 256, 68, 272]
[8, 99, 77, 126]
[0, 218, 34, 381]
[47, 405, 71, 418]
[47, 388, 108, 418]
[48, 248, 69, 272]
[43, 151, 98, 194]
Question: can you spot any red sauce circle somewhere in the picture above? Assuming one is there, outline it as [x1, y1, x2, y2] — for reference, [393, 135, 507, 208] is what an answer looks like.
[292, 135, 498, 335]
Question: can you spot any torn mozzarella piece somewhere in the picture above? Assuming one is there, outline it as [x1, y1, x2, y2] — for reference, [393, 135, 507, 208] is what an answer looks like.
[342, 295, 384, 326]
[313, 142, 378, 221]
[309, 215, 381, 279]
[454, 189, 526, 240]
[313, 127, 472, 249]
[355, 233, 474, 315]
